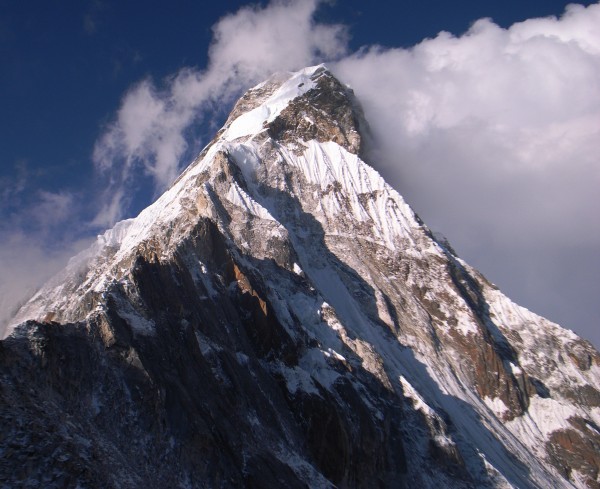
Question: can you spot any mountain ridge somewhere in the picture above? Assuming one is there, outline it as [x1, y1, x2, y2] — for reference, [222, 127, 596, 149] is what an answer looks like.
[2, 65, 599, 488]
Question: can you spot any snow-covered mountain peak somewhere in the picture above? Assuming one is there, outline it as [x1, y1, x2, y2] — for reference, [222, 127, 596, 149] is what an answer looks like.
[4, 66, 600, 489]
[222, 64, 326, 141]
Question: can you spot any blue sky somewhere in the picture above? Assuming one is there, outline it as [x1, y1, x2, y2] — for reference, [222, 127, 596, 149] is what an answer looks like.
[1, 0, 599, 347]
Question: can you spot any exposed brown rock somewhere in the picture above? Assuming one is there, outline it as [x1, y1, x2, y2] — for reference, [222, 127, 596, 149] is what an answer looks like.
[547, 421, 600, 488]
[267, 68, 364, 156]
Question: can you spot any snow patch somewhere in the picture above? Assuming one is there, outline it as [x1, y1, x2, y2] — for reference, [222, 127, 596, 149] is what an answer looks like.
[323, 347, 346, 362]
[483, 396, 510, 417]
[96, 218, 136, 248]
[400, 375, 436, 417]
[280, 364, 320, 396]
[510, 362, 523, 376]
[299, 348, 341, 391]
[225, 180, 276, 221]
[585, 422, 600, 436]
[228, 143, 262, 184]
[273, 442, 334, 489]
[282, 140, 423, 250]
[508, 395, 579, 438]
[118, 309, 155, 336]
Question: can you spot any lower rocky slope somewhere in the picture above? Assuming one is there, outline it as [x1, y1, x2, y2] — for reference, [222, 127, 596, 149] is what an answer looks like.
[0, 218, 468, 488]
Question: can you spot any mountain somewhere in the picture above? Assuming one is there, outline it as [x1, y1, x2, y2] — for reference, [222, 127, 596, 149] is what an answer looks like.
[2, 65, 599, 489]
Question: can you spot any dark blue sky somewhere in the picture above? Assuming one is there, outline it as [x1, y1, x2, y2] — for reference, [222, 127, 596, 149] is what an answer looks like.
[1, 0, 598, 346]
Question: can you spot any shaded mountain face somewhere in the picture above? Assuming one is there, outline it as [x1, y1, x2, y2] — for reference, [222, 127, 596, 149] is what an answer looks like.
[2, 66, 599, 488]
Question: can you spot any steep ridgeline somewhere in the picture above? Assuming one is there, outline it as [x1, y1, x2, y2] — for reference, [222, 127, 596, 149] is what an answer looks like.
[2, 66, 599, 489]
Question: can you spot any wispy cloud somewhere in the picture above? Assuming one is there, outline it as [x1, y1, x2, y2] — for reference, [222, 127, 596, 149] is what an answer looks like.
[83, 0, 107, 36]
[0, 232, 92, 332]
[0, 163, 78, 236]
[0, 159, 28, 204]
[92, 0, 347, 225]
[0, 173, 91, 334]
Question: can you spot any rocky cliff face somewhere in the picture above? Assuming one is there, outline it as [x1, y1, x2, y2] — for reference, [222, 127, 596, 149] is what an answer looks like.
[3, 65, 600, 489]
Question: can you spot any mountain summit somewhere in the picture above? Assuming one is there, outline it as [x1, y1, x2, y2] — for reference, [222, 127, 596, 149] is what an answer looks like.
[2, 65, 599, 488]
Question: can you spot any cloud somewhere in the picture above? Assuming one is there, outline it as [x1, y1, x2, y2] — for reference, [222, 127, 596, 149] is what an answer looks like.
[0, 233, 92, 336]
[83, 0, 107, 35]
[0, 159, 28, 204]
[1, 166, 78, 236]
[30, 190, 75, 228]
[207, 0, 347, 82]
[92, 0, 347, 224]
[331, 3, 600, 343]
[333, 4, 600, 242]
[0, 181, 90, 336]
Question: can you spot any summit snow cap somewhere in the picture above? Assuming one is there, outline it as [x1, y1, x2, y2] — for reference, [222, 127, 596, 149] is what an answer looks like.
[222, 64, 365, 155]
[223, 65, 324, 141]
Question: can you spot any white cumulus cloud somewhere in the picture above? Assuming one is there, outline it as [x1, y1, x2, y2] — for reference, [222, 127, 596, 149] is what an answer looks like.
[332, 3, 600, 343]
